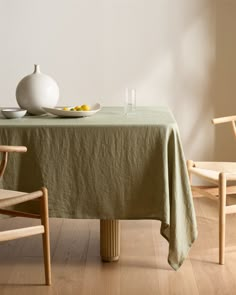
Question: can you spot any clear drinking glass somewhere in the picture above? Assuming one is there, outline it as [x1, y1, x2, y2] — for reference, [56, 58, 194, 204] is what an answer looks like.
[124, 88, 136, 115]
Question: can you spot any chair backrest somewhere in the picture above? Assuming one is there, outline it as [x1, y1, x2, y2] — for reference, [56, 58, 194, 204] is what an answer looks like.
[0, 145, 27, 178]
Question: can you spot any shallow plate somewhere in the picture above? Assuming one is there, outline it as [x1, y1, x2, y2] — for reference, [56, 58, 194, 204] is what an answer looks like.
[43, 103, 101, 118]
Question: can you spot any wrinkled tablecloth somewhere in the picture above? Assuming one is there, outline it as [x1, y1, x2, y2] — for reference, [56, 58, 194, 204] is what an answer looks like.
[0, 106, 198, 270]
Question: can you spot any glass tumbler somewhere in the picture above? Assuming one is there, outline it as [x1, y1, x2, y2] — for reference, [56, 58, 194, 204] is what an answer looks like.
[124, 88, 136, 115]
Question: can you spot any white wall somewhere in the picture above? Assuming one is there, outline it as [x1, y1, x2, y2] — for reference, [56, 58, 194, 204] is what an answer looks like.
[1, 0, 234, 162]
[213, 0, 236, 162]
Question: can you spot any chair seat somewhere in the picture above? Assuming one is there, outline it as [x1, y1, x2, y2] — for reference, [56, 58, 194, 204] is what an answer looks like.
[190, 167, 220, 183]
[0, 189, 26, 200]
[190, 161, 236, 184]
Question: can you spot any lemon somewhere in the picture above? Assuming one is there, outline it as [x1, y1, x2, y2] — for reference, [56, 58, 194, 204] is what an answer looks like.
[75, 106, 82, 111]
[81, 104, 90, 111]
[63, 107, 70, 111]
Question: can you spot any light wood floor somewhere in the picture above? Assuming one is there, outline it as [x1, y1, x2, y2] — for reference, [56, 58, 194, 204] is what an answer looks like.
[1, 197, 236, 295]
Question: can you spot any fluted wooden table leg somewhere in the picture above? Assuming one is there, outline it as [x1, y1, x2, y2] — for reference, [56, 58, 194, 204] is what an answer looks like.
[100, 219, 120, 262]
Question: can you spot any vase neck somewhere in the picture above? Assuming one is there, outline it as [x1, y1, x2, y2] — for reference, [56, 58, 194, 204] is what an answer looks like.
[33, 64, 41, 74]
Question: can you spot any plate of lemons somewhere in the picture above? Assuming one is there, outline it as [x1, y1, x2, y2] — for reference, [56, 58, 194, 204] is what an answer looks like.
[43, 103, 101, 118]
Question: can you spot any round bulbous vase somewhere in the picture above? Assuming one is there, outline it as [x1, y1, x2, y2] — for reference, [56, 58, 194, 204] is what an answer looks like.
[16, 64, 59, 115]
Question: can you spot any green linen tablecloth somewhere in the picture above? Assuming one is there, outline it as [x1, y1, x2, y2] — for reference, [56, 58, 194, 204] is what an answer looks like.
[0, 106, 197, 270]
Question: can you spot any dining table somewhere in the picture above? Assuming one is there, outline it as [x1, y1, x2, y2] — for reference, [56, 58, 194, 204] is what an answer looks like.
[0, 106, 198, 270]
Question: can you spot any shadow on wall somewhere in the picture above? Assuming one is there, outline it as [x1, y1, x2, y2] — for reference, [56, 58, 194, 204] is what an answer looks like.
[102, 1, 216, 162]
[168, 0, 236, 163]
[213, 0, 236, 162]
[166, 1, 216, 162]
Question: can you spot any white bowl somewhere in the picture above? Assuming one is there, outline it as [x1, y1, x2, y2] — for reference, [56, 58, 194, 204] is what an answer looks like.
[1, 108, 27, 119]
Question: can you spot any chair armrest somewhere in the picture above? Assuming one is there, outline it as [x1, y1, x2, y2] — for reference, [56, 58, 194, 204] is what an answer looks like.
[0, 145, 27, 153]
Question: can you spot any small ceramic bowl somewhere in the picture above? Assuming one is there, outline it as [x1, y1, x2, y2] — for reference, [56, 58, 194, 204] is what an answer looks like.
[1, 108, 27, 119]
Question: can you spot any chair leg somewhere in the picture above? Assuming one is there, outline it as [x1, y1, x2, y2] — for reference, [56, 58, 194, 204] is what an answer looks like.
[186, 160, 194, 187]
[219, 173, 226, 265]
[40, 187, 52, 285]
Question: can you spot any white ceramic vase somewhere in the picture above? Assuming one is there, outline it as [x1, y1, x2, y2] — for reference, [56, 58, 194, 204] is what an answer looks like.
[16, 64, 59, 115]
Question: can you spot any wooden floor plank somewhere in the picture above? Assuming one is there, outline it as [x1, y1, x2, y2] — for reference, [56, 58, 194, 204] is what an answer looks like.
[189, 198, 236, 295]
[119, 220, 159, 295]
[50, 218, 90, 294]
[152, 221, 199, 295]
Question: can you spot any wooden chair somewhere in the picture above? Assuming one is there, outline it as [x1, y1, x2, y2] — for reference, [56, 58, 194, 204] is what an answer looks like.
[0, 145, 51, 285]
[187, 115, 236, 265]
